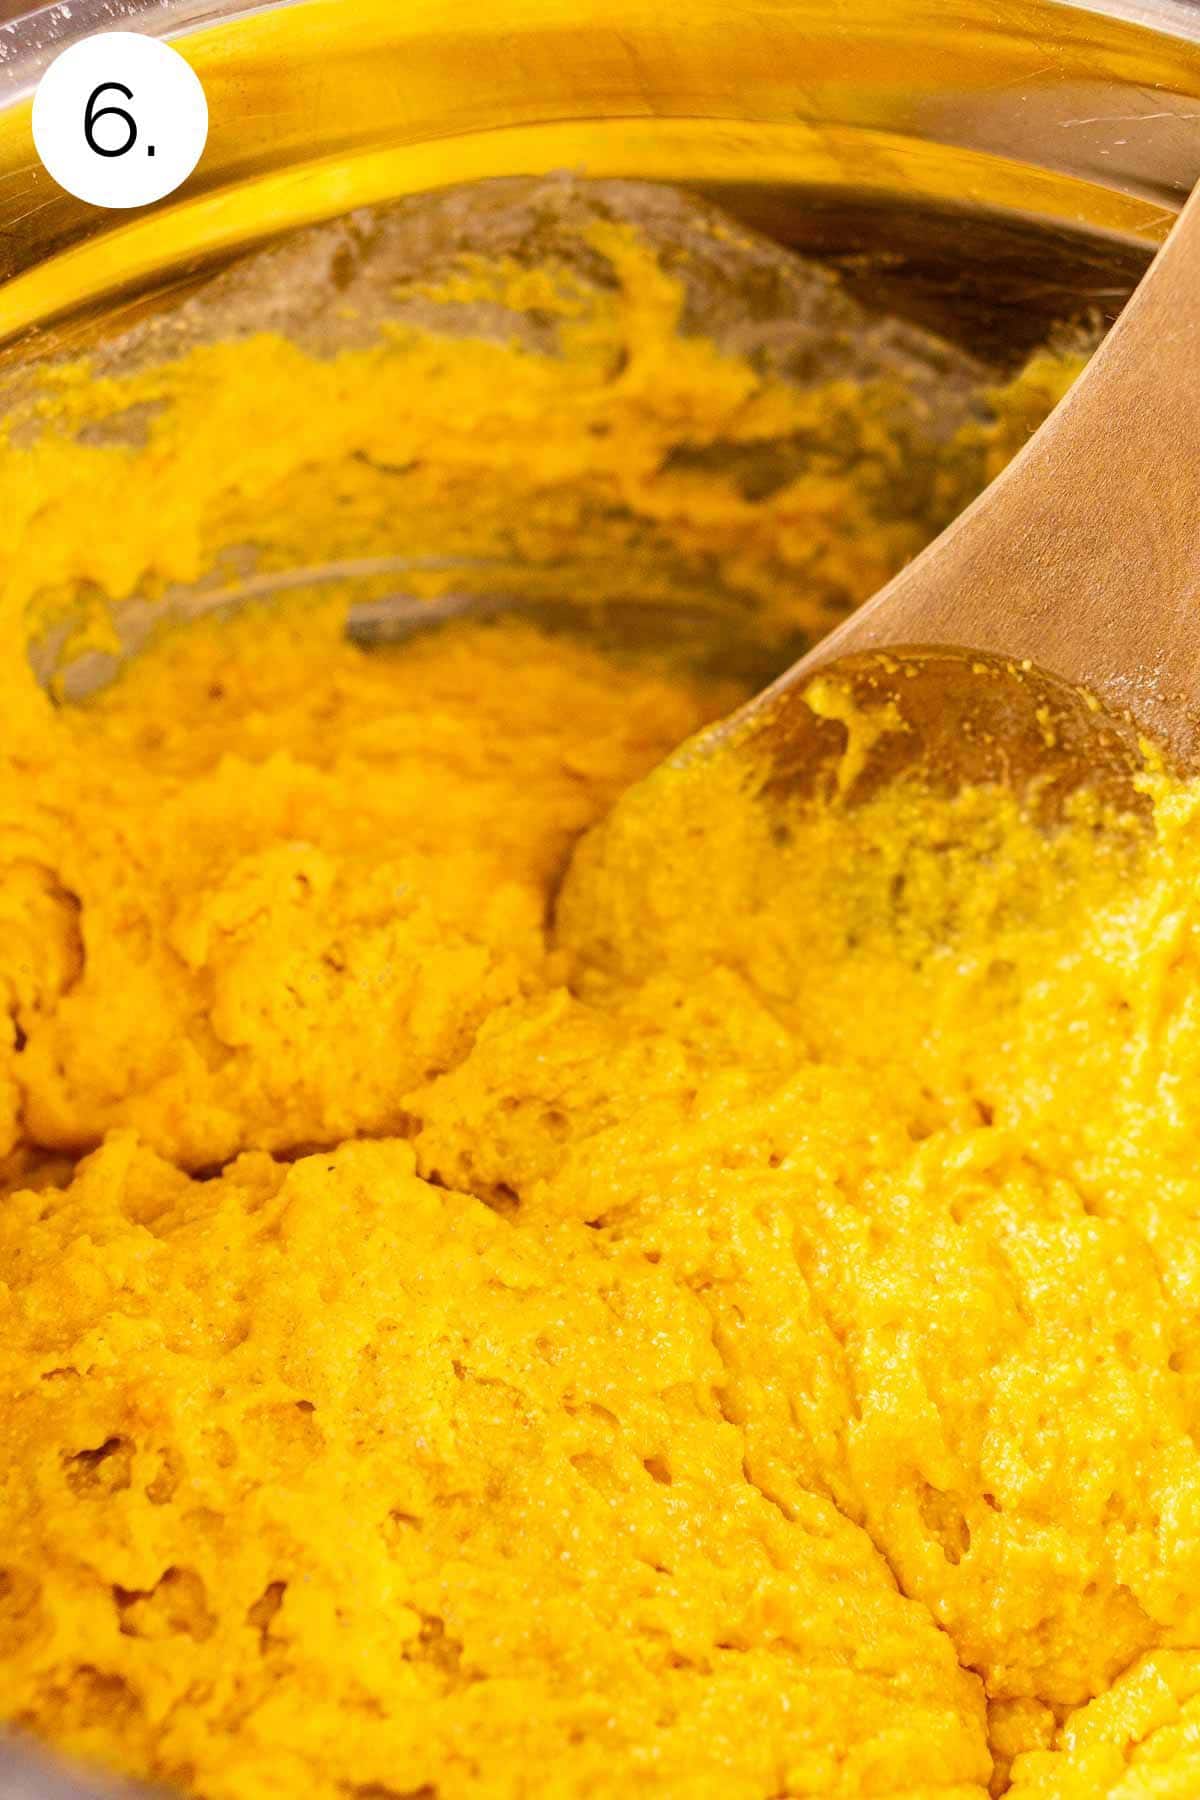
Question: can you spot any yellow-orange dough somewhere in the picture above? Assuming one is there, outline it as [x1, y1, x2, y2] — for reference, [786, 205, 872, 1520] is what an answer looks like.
[4, 595, 1200, 1798]
[0, 214, 1191, 1800]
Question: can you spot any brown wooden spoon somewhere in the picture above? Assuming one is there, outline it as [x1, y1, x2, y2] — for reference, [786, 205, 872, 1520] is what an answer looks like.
[557, 182, 1200, 970]
[748, 175, 1200, 802]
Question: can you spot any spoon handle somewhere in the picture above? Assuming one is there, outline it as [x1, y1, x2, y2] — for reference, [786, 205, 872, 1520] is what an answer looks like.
[797, 182, 1200, 765]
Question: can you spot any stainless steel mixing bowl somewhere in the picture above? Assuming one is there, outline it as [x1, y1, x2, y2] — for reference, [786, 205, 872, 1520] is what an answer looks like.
[0, 0, 1198, 1793]
[0, 0, 1198, 363]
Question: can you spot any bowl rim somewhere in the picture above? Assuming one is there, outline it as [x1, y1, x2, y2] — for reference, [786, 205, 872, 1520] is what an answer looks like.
[1, 0, 1200, 102]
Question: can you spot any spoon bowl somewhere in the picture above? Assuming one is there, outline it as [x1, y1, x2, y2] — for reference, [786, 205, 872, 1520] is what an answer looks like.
[557, 182, 1200, 975]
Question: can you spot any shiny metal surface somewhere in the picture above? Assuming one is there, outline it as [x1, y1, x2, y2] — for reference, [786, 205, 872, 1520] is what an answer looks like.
[0, 1742, 144, 1800]
[0, 0, 1195, 351]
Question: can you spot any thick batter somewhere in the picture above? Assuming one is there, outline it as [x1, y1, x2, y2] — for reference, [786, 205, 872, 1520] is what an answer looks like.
[0, 183, 1190, 1799]
[1, 597, 1200, 1798]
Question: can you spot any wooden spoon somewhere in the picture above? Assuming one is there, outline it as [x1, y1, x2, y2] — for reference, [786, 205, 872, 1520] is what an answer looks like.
[556, 183, 1200, 971]
[757, 176, 1200, 799]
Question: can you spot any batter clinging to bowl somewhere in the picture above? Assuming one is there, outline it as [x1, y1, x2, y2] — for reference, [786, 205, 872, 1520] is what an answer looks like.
[0, 181, 1191, 1799]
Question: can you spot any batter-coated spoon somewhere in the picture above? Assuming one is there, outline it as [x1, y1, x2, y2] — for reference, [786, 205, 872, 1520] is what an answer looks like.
[557, 182, 1200, 970]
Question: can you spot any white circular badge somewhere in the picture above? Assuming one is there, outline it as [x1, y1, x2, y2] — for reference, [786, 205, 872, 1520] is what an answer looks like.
[32, 32, 208, 210]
